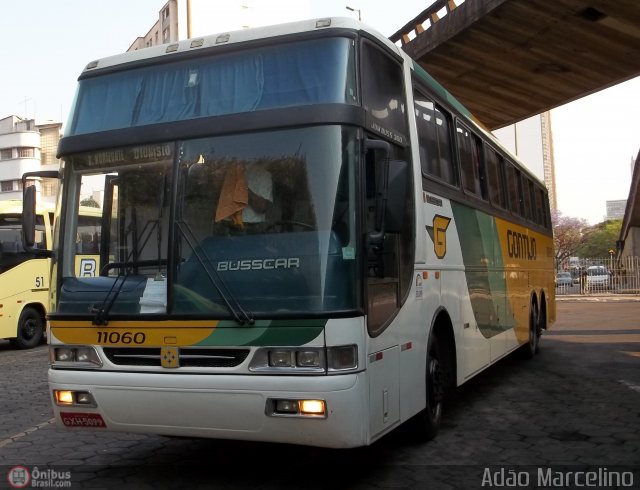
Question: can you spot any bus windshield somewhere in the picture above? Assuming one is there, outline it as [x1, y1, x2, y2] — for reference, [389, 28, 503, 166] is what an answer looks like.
[67, 37, 356, 136]
[60, 125, 360, 320]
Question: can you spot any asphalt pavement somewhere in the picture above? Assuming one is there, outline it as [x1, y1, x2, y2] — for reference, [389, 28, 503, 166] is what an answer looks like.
[0, 300, 638, 489]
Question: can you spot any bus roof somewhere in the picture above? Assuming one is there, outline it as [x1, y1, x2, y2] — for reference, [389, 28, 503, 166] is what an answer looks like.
[76, 16, 544, 190]
[80, 17, 399, 76]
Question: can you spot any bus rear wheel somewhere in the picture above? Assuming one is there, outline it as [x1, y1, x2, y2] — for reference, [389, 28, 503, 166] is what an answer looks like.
[11, 307, 44, 350]
[521, 305, 539, 360]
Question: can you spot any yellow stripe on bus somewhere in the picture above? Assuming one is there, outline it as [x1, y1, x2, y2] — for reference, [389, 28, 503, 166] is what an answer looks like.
[50, 319, 218, 347]
[494, 218, 555, 344]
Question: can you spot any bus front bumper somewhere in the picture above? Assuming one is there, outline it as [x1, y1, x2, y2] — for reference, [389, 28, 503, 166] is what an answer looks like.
[48, 368, 369, 449]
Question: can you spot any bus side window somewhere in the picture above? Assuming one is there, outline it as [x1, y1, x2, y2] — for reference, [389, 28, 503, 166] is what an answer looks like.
[457, 123, 486, 199]
[523, 178, 536, 223]
[485, 147, 507, 209]
[414, 90, 457, 187]
[505, 163, 524, 216]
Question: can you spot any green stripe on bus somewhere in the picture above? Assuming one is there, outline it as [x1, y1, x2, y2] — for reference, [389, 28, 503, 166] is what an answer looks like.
[195, 319, 326, 347]
[451, 202, 513, 338]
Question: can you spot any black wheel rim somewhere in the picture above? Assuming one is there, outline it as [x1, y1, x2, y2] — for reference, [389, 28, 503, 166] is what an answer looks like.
[23, 318, 38, 340]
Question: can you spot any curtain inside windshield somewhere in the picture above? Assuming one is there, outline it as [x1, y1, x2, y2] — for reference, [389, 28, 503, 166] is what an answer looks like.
[174, 126, 359, 316]
[69, 37, 356, 136]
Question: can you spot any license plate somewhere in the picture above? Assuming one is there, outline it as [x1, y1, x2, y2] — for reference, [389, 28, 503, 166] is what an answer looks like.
[60, 412, 106, 428]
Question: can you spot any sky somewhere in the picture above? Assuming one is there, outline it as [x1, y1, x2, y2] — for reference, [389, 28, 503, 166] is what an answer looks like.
[0, 0, 637, 225]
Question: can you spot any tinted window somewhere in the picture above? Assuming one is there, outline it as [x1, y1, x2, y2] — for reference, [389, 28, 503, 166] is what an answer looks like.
[361, 42, 407, 142]
[538, 187, 551, 229]
[485, 147, 506, 208]
[522, 177, 535, 221]
[505, 163, 523, 215]
[456, 123, 485, 198]
[414, 90, 456, 186]
[70, 37, 357, 136]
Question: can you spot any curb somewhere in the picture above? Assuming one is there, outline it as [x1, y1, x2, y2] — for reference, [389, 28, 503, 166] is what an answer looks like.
[556, 295, 640, 302]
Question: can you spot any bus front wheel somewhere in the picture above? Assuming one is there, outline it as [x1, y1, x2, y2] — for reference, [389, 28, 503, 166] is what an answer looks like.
[409, 333, 445, 441]
[11, 307, 44, 350]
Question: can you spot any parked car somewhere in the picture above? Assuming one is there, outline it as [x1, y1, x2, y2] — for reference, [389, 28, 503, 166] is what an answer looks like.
[586, 266, 610, 290]
[556, 272, 573, 287]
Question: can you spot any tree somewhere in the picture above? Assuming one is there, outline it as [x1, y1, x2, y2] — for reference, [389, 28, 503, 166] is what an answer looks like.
[577, 219, 622, 258]
[552, 210, 588, 269]
[80, 197, 100, 208]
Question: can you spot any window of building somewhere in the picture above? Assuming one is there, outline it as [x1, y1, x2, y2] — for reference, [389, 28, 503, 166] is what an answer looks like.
[0, 148, 12, 160]
[163, 27, 170, 43]
[0, 180, 17, 192]
[17, 147, 35, 158]
[42, 180, 59, 198]
[414, 90, 456, 186]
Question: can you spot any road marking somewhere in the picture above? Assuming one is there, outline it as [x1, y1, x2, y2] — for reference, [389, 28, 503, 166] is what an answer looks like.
[618, 379, 640, 394]
[0, 418, 55, 448]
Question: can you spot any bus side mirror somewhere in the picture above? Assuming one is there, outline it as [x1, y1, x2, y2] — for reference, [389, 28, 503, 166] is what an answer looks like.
[23, 184, 37, 248]
[22, 170, 59, 257]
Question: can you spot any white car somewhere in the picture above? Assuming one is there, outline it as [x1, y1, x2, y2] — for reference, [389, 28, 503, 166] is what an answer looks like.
[586, 266, 610, 290]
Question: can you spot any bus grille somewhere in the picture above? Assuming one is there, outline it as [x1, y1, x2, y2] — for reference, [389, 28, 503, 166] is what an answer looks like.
[102, 347, 250, 368]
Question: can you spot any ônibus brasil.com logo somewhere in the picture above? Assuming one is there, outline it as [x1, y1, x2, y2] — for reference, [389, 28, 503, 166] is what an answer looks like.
[7, 466, 72, 488]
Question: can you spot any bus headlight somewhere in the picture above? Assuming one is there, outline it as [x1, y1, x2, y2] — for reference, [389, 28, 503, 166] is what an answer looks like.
[250, 347, 325, 373]
[50, 346, 102, 368]
[249, 345, 358, 373]
[327, 345, 358, 371]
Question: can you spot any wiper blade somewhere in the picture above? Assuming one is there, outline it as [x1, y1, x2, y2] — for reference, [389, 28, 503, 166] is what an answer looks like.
[176, 220, 254, 325]
[90, 273, 130, 326]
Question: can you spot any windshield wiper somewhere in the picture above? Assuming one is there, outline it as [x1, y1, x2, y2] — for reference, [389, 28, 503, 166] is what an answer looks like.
[176, 219, 254, 325]
[90, 272, 130, 326]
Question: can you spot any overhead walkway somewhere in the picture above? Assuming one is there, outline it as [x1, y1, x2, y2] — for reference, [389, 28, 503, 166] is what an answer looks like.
[390, 0, 640, 130]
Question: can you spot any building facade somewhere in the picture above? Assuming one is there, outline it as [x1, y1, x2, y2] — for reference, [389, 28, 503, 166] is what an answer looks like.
[0, 115, 61, 204]
[606, 199, 627, 220]
[127, 0, 310, 52]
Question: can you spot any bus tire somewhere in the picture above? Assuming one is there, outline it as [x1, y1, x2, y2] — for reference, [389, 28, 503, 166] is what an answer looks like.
[536, 298, 546, 354]
[11, 307, 44, 350]
[410, 333, 445, 441]
[521, 304, 538, 360]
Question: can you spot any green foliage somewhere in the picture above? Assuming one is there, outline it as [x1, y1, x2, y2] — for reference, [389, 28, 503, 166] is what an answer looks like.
[79, 197, 100, 208]
[576, 219, 622, 258]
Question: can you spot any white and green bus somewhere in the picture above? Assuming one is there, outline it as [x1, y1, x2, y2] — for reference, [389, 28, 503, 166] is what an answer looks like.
[24, 17, 554, 447]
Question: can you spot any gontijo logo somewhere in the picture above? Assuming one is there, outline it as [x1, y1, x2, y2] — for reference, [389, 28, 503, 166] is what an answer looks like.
[426, 215, 451, 259]
[506, 229, 537, 260]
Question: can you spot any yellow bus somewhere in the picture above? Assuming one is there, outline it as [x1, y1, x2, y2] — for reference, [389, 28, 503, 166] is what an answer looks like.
[0, 200, 53, 348]
[0, 198, 102, 349]
[24, 17, 554, 447]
